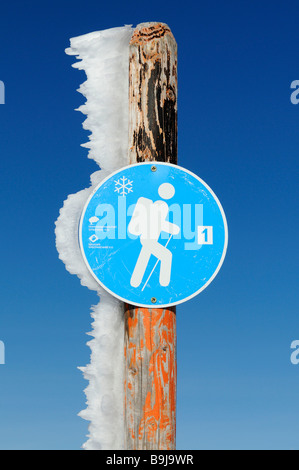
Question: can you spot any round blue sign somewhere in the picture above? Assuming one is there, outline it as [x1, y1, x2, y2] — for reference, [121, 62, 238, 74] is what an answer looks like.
[80, 162, 228, 308]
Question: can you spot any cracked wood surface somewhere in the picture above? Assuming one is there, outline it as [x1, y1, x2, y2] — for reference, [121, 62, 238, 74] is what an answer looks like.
[124, 306, 177, 450]
[128, 22, 177, 164]
[124, 23, 178, 451]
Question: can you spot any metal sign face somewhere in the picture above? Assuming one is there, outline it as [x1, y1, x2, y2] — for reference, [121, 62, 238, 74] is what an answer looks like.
[80, 162, 228, 308]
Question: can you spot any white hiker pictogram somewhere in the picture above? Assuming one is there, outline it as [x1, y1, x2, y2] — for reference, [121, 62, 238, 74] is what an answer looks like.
[128, 183, 180, 289]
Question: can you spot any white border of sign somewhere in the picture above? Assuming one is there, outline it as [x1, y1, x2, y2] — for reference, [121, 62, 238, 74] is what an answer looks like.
[79, 162, 229, 308]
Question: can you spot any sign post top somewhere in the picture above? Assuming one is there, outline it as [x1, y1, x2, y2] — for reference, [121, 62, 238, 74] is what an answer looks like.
[80, 162, 228, 308]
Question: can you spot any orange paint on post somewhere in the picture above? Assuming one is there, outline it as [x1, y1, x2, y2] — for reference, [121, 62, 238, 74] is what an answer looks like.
[124, 306, 177, 450]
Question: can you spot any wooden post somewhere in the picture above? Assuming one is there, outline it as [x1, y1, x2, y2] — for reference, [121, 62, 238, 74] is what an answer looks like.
[124, 22, 178, 450]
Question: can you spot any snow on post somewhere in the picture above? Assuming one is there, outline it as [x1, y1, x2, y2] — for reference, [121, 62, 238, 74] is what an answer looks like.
[55, 25, 133, 450]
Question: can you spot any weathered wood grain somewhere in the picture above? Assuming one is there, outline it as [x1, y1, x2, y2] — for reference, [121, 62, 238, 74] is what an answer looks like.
[124, 22, 178, 451]
[124, 306, 177, 450]
[128, 22, 178, 164]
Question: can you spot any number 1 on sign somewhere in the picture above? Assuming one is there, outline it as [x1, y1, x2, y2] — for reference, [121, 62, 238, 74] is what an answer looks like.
[198, 226, 213, 245]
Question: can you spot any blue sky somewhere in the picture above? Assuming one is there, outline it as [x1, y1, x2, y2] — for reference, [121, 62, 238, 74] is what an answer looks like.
[0, 0, 298, 450]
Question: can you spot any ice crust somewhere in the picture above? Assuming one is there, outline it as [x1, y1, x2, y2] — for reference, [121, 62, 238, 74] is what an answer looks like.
[55, 25, 134, 450]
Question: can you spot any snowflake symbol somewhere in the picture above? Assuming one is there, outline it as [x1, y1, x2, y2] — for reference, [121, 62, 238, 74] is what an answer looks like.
[114, 176, 133, 196]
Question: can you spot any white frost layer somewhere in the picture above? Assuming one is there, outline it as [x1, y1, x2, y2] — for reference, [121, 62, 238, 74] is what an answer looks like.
[66, 25, 133, 171]
[55, 25, 133, 450]
[78, 294, 125, 450]
[56, 171, 103, 293]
